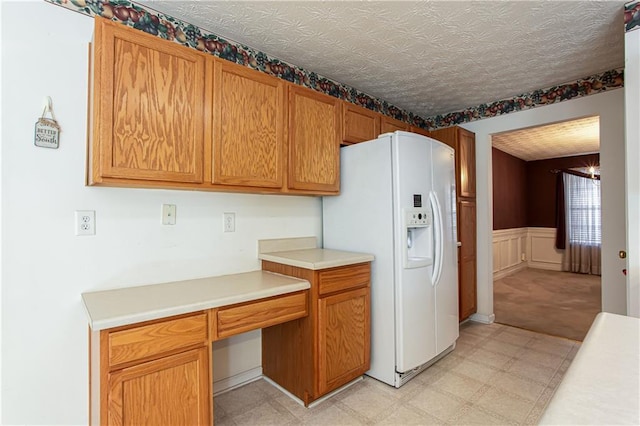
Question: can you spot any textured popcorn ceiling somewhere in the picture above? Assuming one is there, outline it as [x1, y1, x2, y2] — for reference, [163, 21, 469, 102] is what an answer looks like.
[492, 116, 600, 161]
[137, 1, 620, 160]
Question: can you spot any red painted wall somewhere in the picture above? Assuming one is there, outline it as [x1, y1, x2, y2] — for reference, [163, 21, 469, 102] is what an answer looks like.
[492, 149, 599, 230]
[492, 148, 527, 230]
[526, 153, 600, 227]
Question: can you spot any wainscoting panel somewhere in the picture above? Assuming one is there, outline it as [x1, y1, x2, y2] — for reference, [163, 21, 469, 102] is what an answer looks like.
[528, 227, 564, 271]
[493, 228, 527, 280]
[493, 227, 564, 279]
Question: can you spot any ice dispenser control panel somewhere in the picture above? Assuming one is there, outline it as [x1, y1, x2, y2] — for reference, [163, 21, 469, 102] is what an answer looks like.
[402, 207, 433, 269]
[405, 208, 431, 227]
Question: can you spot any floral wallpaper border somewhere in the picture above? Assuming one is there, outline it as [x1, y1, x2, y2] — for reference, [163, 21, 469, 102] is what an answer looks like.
[46, 0, 624, 130]
[626, 0, 640, 32]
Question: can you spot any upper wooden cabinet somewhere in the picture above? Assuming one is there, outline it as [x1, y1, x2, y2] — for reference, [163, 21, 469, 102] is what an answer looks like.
[430, 126, 476, 199]
[90, 18, 206, 185]
[342, 103, 380, 145]
[288, 86, 341, 193]
[212, 58, 286, 188]
[89, 18, 342, 196]
[409, 126, 432, 137]
[458, 128, 476, 198]
[380, 116, 409, 133]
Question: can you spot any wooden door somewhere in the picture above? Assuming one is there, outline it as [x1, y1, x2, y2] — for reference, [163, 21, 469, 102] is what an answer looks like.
[458, 200, 477, 320]
[92, 18, 206, 184]
[380, 116, 409, 133]
[458, 128, 476, 198]
[107, 347, 210, 426]
[288, 86, 341, 192]
[317, 287, 370, 395]
[212, 59, 286, 188]
[342, 103, 380, 144]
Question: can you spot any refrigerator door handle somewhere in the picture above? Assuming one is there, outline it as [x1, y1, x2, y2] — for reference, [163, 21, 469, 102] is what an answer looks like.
[429, 191, 444, 287]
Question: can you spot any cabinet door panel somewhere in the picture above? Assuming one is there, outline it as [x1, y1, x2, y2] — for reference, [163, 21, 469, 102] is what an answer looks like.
[213, 60, 285, 187]
[458, 200, 477, 320]
[458, 128, 476, 198]
[94, 18, 205, 183]
[380, 116, 409, 133]
[317, 287, 370, 395]
[108, 348, 210, 426]
[288, 86, 341, 192]
[342, 103, 380, 144]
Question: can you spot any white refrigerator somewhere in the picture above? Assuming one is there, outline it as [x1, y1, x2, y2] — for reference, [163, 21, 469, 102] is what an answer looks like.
[323, 131, 459, 388]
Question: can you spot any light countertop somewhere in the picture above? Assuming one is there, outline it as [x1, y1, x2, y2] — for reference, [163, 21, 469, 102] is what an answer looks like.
[539, 312, 640, 425]
[259, 248, 374, 270]
[82, 270, 310, 331]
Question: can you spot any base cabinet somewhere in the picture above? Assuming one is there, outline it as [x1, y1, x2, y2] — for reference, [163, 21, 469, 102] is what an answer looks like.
[317, 287, 370, 395]
[107, 348, 210, 426]
[261, 261, 371, 405]
[458, 200, 478, 320]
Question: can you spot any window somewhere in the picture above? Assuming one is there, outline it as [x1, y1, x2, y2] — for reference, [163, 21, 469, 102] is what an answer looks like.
[565, 173, 601, 246]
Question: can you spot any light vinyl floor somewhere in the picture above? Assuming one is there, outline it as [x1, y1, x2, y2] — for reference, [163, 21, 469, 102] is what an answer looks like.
[214, 321, 580, 425]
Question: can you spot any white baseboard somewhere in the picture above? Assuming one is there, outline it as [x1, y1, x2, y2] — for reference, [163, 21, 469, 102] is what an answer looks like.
[493, 262, 528, 280]
[213, 367, 263, 395]
[469, 313, 495, 324]
[527, 261, 563, 271]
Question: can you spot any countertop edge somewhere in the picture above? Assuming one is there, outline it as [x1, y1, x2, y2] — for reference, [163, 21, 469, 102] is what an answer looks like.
[259, 249, 374, 270]
[84, 273, 310, 331]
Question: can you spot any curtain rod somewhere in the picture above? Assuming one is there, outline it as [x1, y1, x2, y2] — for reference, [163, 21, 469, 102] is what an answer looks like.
[550, 168, 600, 180]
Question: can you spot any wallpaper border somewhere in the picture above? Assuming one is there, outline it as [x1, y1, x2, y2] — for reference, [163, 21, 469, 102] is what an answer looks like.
[45, 0, 624, 130]
[626, 0, 640, 32]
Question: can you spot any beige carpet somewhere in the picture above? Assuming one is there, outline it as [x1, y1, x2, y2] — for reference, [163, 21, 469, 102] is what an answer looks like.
[493, 268, 601, 341]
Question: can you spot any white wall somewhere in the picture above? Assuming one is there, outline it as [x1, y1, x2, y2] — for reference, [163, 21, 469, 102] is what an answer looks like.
[0, 2, 322, 424]
[462, 89, 627, 323]
[625, 28, 640, 318]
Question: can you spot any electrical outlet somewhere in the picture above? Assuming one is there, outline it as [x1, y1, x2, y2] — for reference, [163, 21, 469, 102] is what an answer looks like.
[75, 210, 95, 236]
[223, 212, 235, 232]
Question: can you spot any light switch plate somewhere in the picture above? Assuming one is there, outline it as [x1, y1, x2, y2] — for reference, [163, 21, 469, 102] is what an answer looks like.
[162, 204, 176, 225]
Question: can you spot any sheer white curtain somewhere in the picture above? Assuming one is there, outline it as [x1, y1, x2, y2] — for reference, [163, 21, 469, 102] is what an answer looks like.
[562, 172, 601, 275]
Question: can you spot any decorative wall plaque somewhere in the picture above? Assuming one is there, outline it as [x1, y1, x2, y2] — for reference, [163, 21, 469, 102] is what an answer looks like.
[34, 97, 60, 149]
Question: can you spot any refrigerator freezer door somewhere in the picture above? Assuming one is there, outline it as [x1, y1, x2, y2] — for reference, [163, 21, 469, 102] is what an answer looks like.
[392, 133, 437, 373]
[431, 141, 460, 353]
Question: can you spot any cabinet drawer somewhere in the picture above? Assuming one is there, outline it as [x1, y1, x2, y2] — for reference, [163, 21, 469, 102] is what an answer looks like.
[107, 313, 207, 368]
[318, 263, 370, 296]
[212, 291, 308, 340]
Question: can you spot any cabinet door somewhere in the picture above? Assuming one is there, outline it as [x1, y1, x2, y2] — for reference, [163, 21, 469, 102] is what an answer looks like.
[108, 347, 210, 426]
[380, 116, 409, 133]
[212, 59, 285, 188]
[409, 126, 432, 137]
[288, 86, 341, 192]
[458, 128, 476, 198]
[317, 287, 370, 395]
[92, 18, 206, 184]
[458, 200, 477, 320]
[342, 103, 380, 144]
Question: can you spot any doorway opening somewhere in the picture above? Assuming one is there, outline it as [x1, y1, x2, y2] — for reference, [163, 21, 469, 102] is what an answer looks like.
[490, 116, 602, 341]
